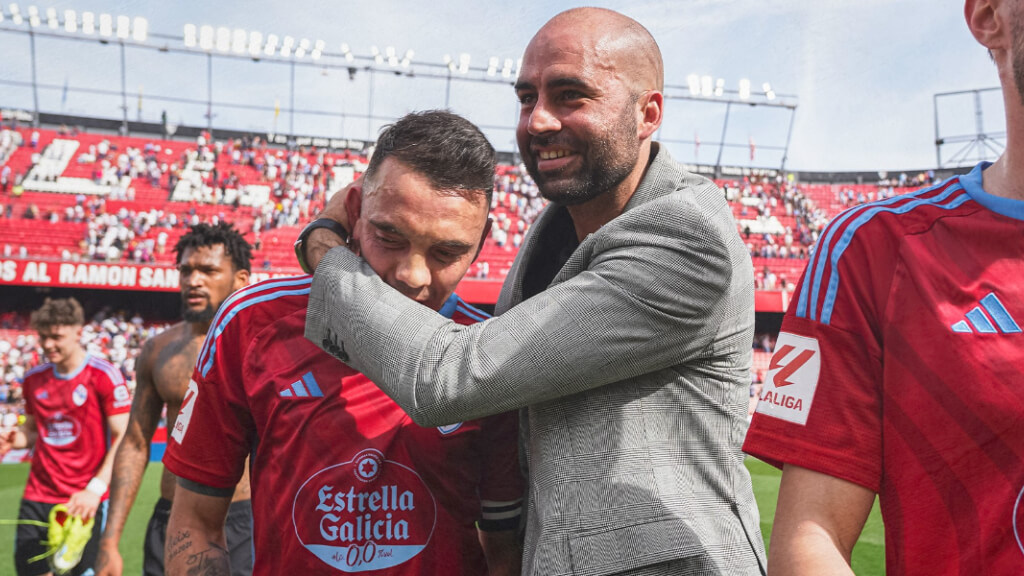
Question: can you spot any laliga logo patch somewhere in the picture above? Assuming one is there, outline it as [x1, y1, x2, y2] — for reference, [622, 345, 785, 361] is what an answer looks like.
[292, 448, 437, 573]
[1015, 485, 1024, 558]
[755, 332, 821, 426]
[42, 414, 81, 446]
[72, 384, 89, 407]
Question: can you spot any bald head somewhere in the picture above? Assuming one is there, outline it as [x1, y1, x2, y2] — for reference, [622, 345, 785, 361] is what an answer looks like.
[533, 7, 664, 92]
[515, 7, 665, 207]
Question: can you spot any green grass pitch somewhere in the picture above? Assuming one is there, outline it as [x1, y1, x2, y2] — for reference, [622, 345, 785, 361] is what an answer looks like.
[0, 462, 162, 576]
[0, 460, 886, 575]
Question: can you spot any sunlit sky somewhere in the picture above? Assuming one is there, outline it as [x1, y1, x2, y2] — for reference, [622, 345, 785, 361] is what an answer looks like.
[0, 0, 1001, 172]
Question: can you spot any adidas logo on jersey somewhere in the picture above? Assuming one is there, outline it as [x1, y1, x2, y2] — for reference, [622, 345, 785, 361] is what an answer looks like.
[280, 372, 324, 398]
[950, 292, 1021, 334]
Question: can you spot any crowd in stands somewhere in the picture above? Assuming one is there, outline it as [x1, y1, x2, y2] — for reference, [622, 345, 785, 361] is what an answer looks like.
[0, 127, 356, 265]
[732, 178, 824, 254]
[490, 165, 547, 250]
[168, 134, 332, 219]
[0, 125, 949, 433]
[0, 124, 937, 283]
[0, 309, 169, 423]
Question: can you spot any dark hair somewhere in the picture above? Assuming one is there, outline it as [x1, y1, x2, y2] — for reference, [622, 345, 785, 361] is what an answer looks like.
[174, 222, 253, 272]
[31, 297, 84, 330]
[365, 110, 495, 203]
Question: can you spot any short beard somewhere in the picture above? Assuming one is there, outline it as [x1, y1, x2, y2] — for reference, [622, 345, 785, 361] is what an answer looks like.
[526, 97, 641, 206]
[182, 302, 216, 324]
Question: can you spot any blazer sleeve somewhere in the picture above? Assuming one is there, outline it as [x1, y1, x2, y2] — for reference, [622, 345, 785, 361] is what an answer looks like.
[305, 194, 735, 427]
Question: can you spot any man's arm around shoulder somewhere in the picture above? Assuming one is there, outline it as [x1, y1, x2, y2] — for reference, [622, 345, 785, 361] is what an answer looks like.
[306, 196, 739, 426]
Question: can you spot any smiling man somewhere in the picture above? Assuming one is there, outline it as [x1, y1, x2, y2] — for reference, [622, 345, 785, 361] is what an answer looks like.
[96, 223, 254, 576]
[1, 298, 132, 576]
[299, 8, 764, 576]
[163, 111, 522, 576]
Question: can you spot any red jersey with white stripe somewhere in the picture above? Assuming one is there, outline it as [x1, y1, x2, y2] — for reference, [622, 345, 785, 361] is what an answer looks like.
[22, 355, 132, 502]
[744, 162, 1024, 575]
[164, 276, 523, 576]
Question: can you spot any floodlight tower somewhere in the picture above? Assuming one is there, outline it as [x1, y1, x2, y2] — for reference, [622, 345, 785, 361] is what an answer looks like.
[667, 74, 797, 176]
[0, 5, 147, 131]
[934, 87, 1004, 167]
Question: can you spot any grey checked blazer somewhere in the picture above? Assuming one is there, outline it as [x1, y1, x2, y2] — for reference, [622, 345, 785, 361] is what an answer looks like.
[306, 144, 766, 575]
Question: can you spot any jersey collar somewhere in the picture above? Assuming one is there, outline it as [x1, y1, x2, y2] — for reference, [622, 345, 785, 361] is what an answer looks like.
[438, 293, 460, 319]
[960, 161, 1024, 222]
[54, 353, 90, 380]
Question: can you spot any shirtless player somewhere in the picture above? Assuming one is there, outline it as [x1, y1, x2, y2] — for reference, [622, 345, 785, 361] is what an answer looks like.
[96, 223, 254, 576]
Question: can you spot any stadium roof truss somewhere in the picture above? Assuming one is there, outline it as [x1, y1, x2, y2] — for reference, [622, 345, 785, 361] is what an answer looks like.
[0, 8, 798, 172]
[934, 87, 1004, 168]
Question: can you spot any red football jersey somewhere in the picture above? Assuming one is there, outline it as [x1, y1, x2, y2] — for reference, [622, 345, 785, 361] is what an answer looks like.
[744, 162, 1024, 574]
[22, 355, 132, 502]
[164, 276, 523, 576]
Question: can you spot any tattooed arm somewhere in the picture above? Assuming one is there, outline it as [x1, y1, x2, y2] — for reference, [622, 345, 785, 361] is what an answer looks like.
[97, 338, 163, 576]
[166, 479, 233, 576]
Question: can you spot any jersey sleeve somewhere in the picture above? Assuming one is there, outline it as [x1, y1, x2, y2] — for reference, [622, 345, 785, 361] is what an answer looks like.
[92, 360, 132, 416]
[475, 410, 524, 532]
[743, 215, 895, 493]
[163, 316, 255, 491]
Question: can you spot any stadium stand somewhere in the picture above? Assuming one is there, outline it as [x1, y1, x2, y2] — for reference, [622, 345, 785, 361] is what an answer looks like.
[0, 310, 170, 427]
[0, 126, 926, 284]
[0, 124, 943, 436]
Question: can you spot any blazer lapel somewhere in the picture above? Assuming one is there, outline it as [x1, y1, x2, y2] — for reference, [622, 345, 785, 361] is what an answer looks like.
[549, 144, 676, 286]
[500, 144, 679, 306]
[496, 202, 561, 313]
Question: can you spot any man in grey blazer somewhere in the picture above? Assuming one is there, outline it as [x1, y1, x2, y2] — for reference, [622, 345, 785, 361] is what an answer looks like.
[299, 8, 766, 576]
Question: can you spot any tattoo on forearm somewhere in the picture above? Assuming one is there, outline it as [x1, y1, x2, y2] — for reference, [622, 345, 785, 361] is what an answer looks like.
[167, 529, 193, 563]
[105, 455, 146, 538]
[185, 545, 230, 576]
[167, 530, 229, 576]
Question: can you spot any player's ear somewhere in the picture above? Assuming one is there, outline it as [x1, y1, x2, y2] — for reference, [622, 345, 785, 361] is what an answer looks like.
[966, 0, 1006, 52]
[234, 267, 250, 290]
[345, 183, 363, 232]
[637, 90, 663, 140]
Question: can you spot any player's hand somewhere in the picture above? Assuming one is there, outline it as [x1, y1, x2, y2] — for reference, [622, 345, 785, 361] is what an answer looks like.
[0, 429, 16, 457]
[94, 540, 124, 576]
[66, 488, 101, 521]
